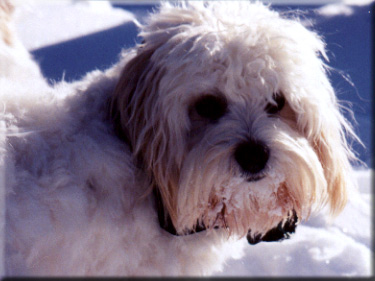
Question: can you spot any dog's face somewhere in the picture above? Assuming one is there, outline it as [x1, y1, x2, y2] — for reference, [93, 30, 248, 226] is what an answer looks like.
[111, 2, 356, 242]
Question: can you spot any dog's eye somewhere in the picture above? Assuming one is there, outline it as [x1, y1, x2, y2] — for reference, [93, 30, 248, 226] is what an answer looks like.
[265, 92, 285, 114]
[193, 94, 228, 122]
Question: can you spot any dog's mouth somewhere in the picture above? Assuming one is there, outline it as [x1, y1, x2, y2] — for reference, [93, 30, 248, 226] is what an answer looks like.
[246, 173, 266, 182]
[154, 188, 299, 243]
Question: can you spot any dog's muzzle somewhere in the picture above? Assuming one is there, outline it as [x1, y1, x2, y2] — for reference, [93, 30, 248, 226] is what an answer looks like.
[154, 188, 299, 243]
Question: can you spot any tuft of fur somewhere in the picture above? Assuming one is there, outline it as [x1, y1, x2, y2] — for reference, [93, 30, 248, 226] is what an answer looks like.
[1, 1, 358, 276]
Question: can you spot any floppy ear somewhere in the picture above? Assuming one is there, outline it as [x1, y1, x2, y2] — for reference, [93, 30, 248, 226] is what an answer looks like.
[312, 104, 358, 216]
[109, 2, 202, 146]
[109, 4, 208, 231]
[109, 46, 180, 228]
[110, 46, 169, 171]
[110, 48, 157, 148]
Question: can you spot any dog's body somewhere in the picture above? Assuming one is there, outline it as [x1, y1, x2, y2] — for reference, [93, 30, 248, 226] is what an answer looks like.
[1, 1, 358, 276]
[3, 53, 238, 276]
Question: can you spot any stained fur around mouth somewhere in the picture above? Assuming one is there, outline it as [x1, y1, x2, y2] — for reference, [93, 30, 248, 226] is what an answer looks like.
[155, 184, 298, 241]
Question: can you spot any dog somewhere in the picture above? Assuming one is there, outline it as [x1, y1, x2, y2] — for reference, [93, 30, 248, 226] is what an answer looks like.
[0, 1, 359, 276]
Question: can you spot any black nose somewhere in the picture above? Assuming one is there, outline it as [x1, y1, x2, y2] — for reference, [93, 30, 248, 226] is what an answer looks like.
[234, 140, 269, 175]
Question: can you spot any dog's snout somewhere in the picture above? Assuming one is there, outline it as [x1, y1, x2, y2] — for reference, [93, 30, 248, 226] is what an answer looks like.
[234, 140, 269, 175]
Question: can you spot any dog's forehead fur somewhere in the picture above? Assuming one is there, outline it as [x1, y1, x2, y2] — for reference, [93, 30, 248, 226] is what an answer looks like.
[131, 1, 341, 157]
[141, 2, 329, 111]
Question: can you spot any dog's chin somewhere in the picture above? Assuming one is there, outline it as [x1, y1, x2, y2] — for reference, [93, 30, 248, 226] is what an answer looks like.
[154, 187, 299, 244]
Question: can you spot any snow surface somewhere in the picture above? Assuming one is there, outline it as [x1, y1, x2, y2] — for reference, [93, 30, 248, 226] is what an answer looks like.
[13, 0, 373, 277]
[13, 0, 135, 51]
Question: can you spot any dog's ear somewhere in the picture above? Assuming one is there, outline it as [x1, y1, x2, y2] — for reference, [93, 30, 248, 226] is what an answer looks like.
[110, 47, 180, 229]
[110, 48, 156, 148]
[312, 107, 357, 216]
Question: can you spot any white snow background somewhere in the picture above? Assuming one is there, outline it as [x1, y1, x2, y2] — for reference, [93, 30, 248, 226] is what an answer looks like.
[11, 0, 373, 277]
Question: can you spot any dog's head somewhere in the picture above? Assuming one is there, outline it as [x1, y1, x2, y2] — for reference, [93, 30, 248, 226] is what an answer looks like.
[110, 2, 358, 243]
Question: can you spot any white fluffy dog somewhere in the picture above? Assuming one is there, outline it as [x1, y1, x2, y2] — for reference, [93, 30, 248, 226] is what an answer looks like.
[1, 1, 358, 276]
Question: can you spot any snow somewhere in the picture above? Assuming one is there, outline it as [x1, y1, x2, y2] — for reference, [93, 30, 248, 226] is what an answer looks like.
[13, 0, 372, 277]
[13, 0, 135, 51]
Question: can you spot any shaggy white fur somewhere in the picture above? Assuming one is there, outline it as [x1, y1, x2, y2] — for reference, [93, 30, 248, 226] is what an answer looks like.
[1, 1, 358, 277]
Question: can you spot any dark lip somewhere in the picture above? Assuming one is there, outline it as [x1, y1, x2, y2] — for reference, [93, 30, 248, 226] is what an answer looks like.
[246, 174, 266, 182]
